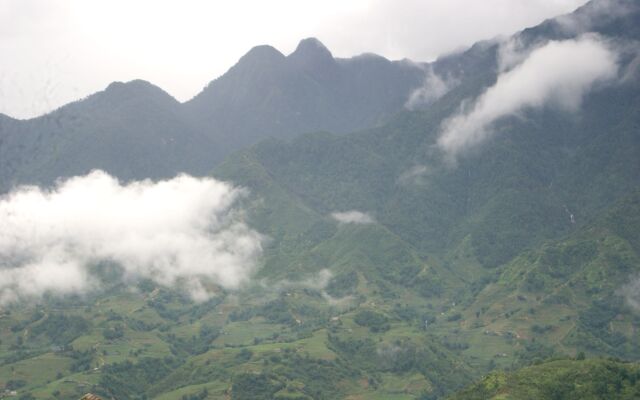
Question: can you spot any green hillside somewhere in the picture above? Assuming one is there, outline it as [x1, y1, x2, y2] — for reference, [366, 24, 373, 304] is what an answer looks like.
[448, 358, 640, 400]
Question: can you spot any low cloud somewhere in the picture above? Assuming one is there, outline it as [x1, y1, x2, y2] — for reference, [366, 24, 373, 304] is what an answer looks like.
[621, 275, 640, 312]
[0, 171, 263, 303]
[266, 269, 333, 292]
[397, 165, 431, 186]
[405, 67, 459, 109]
[437, 35, 619, 158]
[497, 36, 530, 73]
[260, 269, 354, 308]
[331, 210, 375, 224]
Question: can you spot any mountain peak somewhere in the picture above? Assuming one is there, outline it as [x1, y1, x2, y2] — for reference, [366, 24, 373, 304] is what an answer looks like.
[239, 45, 285, 65]
[226, 45, 287, 77]
[106, 79, 155, 90]
[289, 37, 333, 63]
[102, 79, 176, 102]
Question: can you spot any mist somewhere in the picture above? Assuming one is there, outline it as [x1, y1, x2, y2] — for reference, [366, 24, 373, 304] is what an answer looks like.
[405, 68, 459, 110]
[437, 35, 619, 158]
[0, 171, 263, 303]
[331, 211, 376, 224]
[621, 275, 640, 312]
[397, 165, 432, 186]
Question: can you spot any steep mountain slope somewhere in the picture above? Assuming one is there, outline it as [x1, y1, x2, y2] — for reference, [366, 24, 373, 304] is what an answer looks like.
[185, 38, 424, 154]
[215, 69, 640, 276]
[458, 191, 640, 363]
[0, 39, 424, 191]
[0, 80, 215, 189]
[211, 0, 640, 375]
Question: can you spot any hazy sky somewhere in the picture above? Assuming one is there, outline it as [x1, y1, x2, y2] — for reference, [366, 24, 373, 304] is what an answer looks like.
[1, 0, 587, 119]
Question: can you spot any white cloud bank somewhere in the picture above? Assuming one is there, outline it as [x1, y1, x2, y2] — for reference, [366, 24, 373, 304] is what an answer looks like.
[0, 171, 263, 303]
[437, 36, 619, 158]
[330, 210, 375, 224]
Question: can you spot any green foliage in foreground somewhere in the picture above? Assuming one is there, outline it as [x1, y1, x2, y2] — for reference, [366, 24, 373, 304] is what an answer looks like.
[448, 358, 640, 400]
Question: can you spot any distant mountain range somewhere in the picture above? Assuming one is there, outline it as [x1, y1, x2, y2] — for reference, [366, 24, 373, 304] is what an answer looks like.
[0, 38, 424, 190]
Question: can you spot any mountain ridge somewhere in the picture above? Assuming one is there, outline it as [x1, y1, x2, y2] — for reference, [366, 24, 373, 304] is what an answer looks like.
[0, 37, 426, 191]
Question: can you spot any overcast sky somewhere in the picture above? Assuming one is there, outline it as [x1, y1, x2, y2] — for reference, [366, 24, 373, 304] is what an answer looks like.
[1, 0, 588, 119]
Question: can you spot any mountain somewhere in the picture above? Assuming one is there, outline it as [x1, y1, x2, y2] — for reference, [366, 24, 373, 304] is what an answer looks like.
[0, 0, 639, 399]
[185, 38, 424, 154]
[216, 52, 640, 276]
[211, 0, 640, 385]
[0, 39, 424, 191]
[0, 80, 215, 188]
